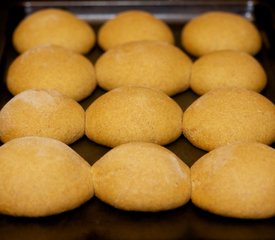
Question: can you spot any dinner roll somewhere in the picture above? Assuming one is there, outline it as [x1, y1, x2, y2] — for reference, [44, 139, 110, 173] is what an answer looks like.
[96, 40, 192, 96]
[191, 142, 275, 219]
[182, 87, 275, 151]
[181, 11, 262, 57]
[7, 45, 96, 101]
[0, 136, 93, 217]
[13, 8, 95, 54]
[92, 142, 191, 211]
[85, 86, 183, 147]
[98, 10, 174, 50]
[0, 89, 84, 144]
[191, 50, 267, 95]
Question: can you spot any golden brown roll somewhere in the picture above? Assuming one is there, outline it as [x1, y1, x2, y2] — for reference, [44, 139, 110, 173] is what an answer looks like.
[85, 86, 183, 147]
[92, 142, 191, 211]
[0, 89, 85, 144]
[182, 87, 275, 151]
[7, 45, 96, 101]
[98, 10, 174, 50]
[0, 136, 94, 217]
[13, 8, 95, 54]
[96, 40, 192, 96]
[190, 50, 267, 95]
[191, 142, 275, 219]
[181, 11, 261, 57]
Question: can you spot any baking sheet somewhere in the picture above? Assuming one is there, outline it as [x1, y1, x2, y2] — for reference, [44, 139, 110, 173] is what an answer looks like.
[0, 1, 275, 239]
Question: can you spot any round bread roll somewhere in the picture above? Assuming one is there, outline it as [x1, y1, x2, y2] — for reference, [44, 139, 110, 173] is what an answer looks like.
[96, 40, 192, 96]
[6, 45, 96, 101]
[85, 86, 183, 147]
[13, 8, 95, 54]
[92, 142, 191, 211]
[0, 89, 85, 144]
[191, 142, 275, 219]
[181, 11, 262, 57]
[182, 87, 275, 151]
[0, 136, 94, 217]
[98, 10, 174, 50]
[191, 50, 267, 95]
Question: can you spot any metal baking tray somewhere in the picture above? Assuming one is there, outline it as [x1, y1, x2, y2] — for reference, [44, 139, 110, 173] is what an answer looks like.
[0, 0, 275, 239]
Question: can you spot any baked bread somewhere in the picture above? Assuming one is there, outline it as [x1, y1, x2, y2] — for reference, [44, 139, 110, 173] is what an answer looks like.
[96, 40, 192, 96]
[85, 86, 183, 147]
[191, 50, 267, 95]
[92, 142, 191, 211]
[0, 136, 93, 217]
[191, 142, 275, 219]
[13, 8, 95, 54]
[7, 45, 96, 101]
[98, 10, 174, 50]
[0, 89, 85, 144]
[182, 87, 275, 151]
[181, 11, 262, 57]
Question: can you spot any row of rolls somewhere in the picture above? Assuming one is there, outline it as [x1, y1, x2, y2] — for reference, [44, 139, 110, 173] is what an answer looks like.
[0, 8, 274, 219]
